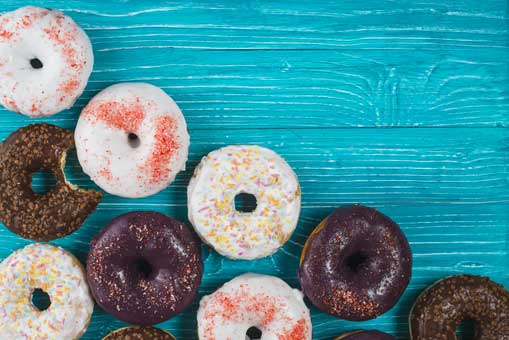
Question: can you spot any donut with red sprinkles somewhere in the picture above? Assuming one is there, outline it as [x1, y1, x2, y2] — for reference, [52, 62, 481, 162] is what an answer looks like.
[0, 6, 93, 117]
[75, 82, 189, 198]
[197, 273, 312, 340]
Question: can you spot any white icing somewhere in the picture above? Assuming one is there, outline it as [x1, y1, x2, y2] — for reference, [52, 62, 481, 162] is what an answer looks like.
[197, 273, 312, 340]
[75, 82, 189, 198]
[188, 145, 301, 260]
[0, 243, 94, 340]
[0, 6, 93, 117]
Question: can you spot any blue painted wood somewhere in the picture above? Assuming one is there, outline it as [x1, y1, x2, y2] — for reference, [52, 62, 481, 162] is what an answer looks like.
[0, 1, 508, 339]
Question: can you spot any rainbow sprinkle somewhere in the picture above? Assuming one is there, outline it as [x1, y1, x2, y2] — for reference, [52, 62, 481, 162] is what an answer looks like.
[0, 243, 94, 339]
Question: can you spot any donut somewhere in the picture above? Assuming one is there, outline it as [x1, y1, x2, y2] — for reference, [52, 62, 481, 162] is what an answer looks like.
[0, 123, 102, 241]
[334, 330, 397, 340]
[0, 243, 94, 339]
[197, 273, 312, 340]
[75, 82, 189, 198]
[188, 145, 301, 260]
[298, 204, 412, 320]
[87, 211, 203, 325]
[409, 275, 509, 340]
[0, 6, 93, 117]
[103, 326, 176, 340]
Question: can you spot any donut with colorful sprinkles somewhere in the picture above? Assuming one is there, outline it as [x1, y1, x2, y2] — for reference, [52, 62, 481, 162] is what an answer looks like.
[75, 82, 190, 198]
[188, 145, 301, 260]
[197, 273, 312, 340]
[0, 6, 93, 117]
[0, 243, 94, 339]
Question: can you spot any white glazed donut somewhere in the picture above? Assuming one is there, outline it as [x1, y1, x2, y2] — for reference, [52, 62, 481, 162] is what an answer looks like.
[197, 273, 312, 340]
[188, 145, 301, 259]
[0, 6, 93, 117]
[75, 82, 190, 198]
[0, 243, 94, 339]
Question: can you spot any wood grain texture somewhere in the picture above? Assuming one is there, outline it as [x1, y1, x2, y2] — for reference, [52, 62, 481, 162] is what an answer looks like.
[0, 1, 507, 339]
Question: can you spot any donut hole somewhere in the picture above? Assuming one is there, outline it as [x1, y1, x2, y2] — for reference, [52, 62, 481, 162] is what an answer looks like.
[29, 58, 43, 69]
[31, 169, 57, 195]
[133, 257, 153, 279]
[345, 251, 369, 273]
[235, 193, 257, 213]
[246, 326, 262, 340]
[127, 133, 141, 148]
[456, 319, 476, 340]
[31, 288, 51, 311]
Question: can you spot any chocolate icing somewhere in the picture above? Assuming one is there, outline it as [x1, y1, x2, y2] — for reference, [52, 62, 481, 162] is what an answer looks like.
[298, 205, 412, 320]
[87, 211, 203, 325]
[409, 275, 509, 340]
[335, 330, 397, 340]
[0, 123, 102, 241]
[103, 326, 175, 340]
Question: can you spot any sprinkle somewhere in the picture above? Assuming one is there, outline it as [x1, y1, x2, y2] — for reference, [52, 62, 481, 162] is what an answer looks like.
[0, 30, 13, 39]
[83, 98, 146, 133]
[140, 115, 179, 184]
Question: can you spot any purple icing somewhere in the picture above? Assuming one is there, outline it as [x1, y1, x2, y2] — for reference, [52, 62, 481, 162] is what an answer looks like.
[338, 330, 397, 340]
[299, 205, 412, 320]
[87, 211, 203, 325]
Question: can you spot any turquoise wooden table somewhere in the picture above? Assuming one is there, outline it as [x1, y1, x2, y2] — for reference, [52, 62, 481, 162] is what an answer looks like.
[0, 1, 508, 339]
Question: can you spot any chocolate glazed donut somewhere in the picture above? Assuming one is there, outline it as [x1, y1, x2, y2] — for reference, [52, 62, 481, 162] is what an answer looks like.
[103, 326, 176, 340]
[335, 330, 397, 340]
[0, 123, 102, 241]
[298, 205, 412, 320]
[87, 211, 203, 325]
[409, 275, 509, 340]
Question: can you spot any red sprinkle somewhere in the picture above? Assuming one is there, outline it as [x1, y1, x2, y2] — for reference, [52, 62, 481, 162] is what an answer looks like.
[83, 98, 146, 133]
[5, 98, 17, 111]
[21, 14, 32, 27]
[0, 30, 13, 40]
[40, 11, 83, 102]
[43, 25, 65, 44]
[98, 168, 113, 182]
[59, 79, 80, 95]
[140, 115, 179, 184]
[278, 318, 308, 340]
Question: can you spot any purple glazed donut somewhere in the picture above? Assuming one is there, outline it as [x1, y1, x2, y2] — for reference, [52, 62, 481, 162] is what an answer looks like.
[87, 211, 203, 325]
[298, 205, 412, 320]
[335, 330, 397, 340]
